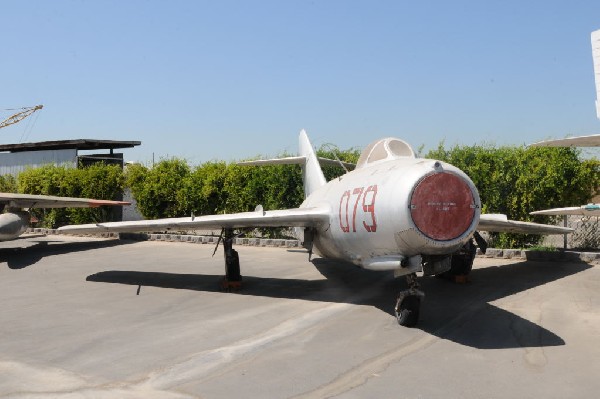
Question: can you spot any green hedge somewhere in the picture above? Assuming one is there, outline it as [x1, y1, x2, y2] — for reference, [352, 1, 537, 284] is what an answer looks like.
[7, 142, 599, 248]
[0, 175, 17, 192]
[425, 143, 600, 247]
[17, 163, 125, 228]
[125, 146, 360, 221]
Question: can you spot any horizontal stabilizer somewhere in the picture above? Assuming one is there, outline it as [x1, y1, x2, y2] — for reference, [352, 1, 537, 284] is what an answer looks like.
[238, 156, 355, 170]
[478, 214, 572, 234]
[238, 156, 306, 166]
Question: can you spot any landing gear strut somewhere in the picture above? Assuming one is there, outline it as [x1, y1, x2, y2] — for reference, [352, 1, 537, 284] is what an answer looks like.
[438, 238, 478, 283]
[220, 228, 242, 291]
[395, 273, 424, 327]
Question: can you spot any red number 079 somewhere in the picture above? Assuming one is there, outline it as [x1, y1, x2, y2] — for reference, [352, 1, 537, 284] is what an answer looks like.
[339, 185, 378, 233]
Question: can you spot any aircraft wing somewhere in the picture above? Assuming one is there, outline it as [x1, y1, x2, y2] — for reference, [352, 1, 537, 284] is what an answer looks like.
[0, 193, 130, 209]
[478, 214, 573, 234]
[530, 204, 600, 216]
[58, 206, 331, 234]
[529, 134, 600, 147]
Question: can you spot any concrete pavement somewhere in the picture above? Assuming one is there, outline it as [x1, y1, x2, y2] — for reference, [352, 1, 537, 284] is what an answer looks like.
[1, 234, 599, 398]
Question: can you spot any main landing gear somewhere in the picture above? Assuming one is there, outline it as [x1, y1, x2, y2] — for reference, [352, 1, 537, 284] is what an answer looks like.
[395, 273, 424, 327]
[438, 239, 477, 283]
[219, 229, 242, 291]
[439, 234, 484, 283]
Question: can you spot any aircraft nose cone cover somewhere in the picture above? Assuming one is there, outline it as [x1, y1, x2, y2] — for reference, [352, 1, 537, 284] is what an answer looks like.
[410, 172, 476, 241]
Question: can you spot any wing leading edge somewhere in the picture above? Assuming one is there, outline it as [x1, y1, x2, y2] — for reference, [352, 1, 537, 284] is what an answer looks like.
[59, 209, 570, 236]
[478, 214, 573, 234]
[0, 193, 130, 209]
[529, 134, 600, 147]
[530, 204, 600, 216]
[58, 206, 331, 235]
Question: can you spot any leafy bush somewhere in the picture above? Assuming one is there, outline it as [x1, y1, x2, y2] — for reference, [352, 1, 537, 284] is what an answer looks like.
[0, 175, 17, 192]
[317, 145, 361, 181]
[425, 143, 600, 247]
[121, 147, 358, 237]
[126, 145, 359, 220]
[125, 158, 190, 219]
[17, 163, 125, 227]
[16, 141, 594, 248]
[181, 161, 228, 215]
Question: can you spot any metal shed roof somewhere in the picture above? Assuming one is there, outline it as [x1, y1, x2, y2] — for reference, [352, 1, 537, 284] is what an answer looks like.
[0, 139, 141, 153]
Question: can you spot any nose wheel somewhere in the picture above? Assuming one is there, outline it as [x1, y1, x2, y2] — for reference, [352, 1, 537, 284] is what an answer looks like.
[395, 273, 424, 327]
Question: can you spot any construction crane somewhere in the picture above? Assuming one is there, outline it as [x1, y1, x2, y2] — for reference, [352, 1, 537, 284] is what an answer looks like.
[0, 105, 43, 130]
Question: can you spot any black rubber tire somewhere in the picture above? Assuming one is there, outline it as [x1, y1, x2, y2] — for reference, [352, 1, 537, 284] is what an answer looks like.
[395, 295, 420, 327]
[439, 241, 475, 278]
[225, 249, 241, 281]
[449, 252, 474, 275]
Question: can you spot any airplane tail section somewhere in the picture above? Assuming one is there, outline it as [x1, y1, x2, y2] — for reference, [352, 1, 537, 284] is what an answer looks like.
[237, 130, 328, 198]
[298, 129, 326, 197]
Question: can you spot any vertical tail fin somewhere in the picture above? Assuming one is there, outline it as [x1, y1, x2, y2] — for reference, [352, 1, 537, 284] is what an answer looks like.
[299, 129, 326, 197]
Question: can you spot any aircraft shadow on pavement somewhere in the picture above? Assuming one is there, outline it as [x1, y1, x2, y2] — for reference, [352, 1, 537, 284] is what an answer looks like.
[0, 239, 135, 270]
[86, 257, 591, 350]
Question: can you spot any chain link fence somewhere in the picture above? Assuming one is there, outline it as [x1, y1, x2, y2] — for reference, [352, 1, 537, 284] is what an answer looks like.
[568, 216, 600, 249]
[542, 216, 600, 250]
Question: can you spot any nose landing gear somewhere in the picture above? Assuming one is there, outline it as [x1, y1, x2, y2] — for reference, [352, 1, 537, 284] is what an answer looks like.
[395, 273, 424, 327]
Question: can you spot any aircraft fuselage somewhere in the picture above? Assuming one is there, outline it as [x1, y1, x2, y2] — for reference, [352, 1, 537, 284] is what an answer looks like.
[300, 157, 481, 272]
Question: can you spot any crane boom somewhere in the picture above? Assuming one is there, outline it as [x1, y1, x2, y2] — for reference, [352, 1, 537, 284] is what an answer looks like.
[0, 105, 43, 130]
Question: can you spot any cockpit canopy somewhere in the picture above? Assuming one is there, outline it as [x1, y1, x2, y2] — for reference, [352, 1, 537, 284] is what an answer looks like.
[356, 138, 416, 168]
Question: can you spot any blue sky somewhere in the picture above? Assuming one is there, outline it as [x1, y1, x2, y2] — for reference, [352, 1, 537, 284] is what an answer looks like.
[2, 1, 600, 164]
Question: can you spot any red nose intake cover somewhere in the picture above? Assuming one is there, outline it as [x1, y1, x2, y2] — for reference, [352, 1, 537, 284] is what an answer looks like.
[410, 172, 476, 241]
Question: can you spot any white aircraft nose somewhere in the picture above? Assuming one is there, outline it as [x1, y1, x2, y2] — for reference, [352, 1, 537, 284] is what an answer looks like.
[409, 171, 478, 242]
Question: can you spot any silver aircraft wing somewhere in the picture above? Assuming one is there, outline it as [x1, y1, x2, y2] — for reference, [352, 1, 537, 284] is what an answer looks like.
[58, 206, 331, 234]
[529, 134, 600, 147]
[478, 214, 573, 234]
[530, 204, 600, 216]
[0, 193, 130, 209]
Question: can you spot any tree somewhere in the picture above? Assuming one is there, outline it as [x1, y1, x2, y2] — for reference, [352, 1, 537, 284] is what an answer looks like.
[425, 143, 600, 247]
[17, 163, 125, 227]
[126, 158, 190, 219]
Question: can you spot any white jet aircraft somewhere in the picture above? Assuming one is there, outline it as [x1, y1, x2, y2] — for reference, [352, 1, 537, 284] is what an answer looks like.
[0, 193, 129, 242]
[58, 131, 571, 326]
